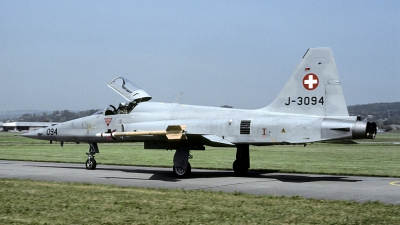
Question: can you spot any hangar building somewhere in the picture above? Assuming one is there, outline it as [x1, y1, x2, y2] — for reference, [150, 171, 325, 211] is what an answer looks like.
[0, 122, 58, 132]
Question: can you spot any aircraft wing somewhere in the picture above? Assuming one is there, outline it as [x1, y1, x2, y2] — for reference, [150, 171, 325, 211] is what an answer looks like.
[96, 120, 236, 147]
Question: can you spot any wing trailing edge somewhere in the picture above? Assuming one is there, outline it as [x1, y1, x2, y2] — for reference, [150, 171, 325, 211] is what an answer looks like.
[200, 135, 235, 147]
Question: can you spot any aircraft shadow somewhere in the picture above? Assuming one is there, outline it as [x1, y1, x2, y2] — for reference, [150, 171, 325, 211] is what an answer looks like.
[259, 174, 361, 183]
[29, 164, 362, 183]
[189, 170, 361, 183]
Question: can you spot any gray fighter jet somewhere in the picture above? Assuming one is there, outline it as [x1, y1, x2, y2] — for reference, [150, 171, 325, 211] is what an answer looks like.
[22, 48, 377, 177]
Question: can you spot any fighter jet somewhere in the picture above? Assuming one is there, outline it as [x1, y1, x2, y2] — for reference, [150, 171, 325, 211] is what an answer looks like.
[22, 48, 377, 177]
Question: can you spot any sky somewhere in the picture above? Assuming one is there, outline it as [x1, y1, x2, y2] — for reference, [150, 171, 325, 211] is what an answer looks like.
[1, 0, 399, 111]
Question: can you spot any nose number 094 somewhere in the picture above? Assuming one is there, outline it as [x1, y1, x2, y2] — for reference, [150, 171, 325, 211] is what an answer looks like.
[46, 128, 58, 135]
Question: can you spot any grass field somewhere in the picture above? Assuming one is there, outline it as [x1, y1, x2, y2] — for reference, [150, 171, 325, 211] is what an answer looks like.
[1, 179, 400, 224]
[1, 132, 400, 224]
[0, 132, 400, 177]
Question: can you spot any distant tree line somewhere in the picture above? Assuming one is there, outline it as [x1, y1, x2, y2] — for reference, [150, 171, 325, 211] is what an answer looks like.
[348, 102, 400, 131]
[6, 109, 99, 123]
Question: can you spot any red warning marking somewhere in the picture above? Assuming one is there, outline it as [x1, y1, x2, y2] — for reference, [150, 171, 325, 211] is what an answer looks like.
[104, 118, 112, 126]
[303, 73, 319, 90]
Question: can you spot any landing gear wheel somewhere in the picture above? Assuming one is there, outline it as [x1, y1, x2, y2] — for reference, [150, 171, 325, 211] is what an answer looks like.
[233, 160, 248, 176]
[173, 162, 191, 178]
[86, 158, 97, 170]
[85, 143, 99, 170]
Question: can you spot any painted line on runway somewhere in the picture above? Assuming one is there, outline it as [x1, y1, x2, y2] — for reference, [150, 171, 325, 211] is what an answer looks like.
[389, 181, 400, 187]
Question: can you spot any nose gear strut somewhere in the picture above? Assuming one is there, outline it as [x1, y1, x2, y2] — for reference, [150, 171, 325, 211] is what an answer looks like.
[86, 142, 99, 170]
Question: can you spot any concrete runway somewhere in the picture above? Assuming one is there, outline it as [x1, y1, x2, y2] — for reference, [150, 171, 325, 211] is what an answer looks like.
[1, 160, 400, 204]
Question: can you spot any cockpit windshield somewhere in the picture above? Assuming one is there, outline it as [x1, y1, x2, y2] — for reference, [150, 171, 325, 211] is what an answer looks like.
[92, 109, 104, 115]
[97, 103, 136, 116]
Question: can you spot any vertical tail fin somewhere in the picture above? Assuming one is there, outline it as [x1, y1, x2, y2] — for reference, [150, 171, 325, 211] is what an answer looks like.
[263, 47, 349, 117]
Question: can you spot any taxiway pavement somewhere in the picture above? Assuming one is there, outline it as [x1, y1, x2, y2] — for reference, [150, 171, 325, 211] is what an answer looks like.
[1, 160, 399, 204]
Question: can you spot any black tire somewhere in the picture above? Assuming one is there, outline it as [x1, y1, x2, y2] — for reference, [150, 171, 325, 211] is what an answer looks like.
[173, 162, 191, 178]
[233, 160, 248, 176]
[85, 158, 97, 170]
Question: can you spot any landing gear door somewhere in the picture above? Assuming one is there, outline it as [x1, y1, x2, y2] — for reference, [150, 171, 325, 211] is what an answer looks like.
[108, 77, 152, 103]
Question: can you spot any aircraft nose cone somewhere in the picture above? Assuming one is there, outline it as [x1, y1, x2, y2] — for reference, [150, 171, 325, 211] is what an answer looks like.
[21, 131, 36, 137]
[21, 129, 44, 138]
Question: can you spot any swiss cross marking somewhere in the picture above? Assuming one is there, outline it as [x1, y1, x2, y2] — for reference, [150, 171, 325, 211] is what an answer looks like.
[303, 73, 319, 90]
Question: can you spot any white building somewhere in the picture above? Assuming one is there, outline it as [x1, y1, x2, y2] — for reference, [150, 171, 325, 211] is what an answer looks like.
[1, 122, 58, 132]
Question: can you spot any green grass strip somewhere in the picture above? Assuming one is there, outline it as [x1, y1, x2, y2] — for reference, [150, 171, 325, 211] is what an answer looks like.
[1, 179, 400, 224]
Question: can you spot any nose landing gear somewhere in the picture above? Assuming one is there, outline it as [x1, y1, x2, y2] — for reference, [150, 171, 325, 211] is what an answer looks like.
[85, 143, 99, 170]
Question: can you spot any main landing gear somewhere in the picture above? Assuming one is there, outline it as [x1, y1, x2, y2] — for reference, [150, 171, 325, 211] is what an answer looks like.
[233, 144, 250, 176]
[171, 144, 250, 178]
[173, 146, 192, 177]
[86, 143, 99, 170]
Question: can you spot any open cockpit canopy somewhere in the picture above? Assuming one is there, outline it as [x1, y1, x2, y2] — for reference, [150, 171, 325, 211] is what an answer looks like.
[108, 77, 151, 103]
[96, 77, 153, 116]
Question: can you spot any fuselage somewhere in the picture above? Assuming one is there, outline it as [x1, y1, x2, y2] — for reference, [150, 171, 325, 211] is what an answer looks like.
[23, 101, 371, 147]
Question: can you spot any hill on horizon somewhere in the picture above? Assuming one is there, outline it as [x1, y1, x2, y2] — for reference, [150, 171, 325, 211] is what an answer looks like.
[348, 102, 400, 120]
